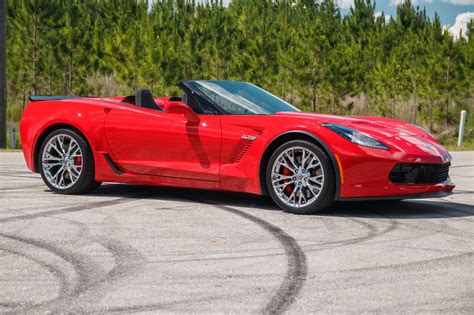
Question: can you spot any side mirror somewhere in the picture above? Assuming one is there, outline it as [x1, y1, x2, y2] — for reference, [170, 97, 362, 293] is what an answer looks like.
[164, 101, 200, 123]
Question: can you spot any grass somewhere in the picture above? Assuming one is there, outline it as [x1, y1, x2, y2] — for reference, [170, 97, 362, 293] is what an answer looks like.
[2, 131, 22, 150]
[441, 137, 474, 151]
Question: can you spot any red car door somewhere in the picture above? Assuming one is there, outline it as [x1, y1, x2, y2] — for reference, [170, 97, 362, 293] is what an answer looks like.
[104, 105, 221, 182]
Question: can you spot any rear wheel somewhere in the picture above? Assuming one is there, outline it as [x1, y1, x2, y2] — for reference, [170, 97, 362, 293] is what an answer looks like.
[39, 129, 101, 194]
[266, 140, 335, 214]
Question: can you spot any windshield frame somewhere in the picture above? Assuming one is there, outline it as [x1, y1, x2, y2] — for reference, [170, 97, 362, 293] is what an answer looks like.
[178, 80, 300, 115]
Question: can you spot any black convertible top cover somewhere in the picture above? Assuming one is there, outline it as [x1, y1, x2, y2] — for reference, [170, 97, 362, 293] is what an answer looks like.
[29, 96, 83, 102]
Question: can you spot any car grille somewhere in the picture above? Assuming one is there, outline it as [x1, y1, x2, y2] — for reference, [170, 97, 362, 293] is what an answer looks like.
[389, 163, 450, 184]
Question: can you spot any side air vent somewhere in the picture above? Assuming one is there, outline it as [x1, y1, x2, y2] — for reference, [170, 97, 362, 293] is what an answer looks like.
[103, 153, 123, 174]
[234, 142, 253, 163]
[229, 129, 263, 164]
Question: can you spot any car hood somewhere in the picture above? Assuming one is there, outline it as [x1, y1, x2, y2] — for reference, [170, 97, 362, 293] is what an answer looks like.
[276, 112, 422, 140]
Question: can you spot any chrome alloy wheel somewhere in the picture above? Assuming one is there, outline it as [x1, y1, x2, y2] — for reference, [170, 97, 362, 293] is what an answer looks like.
[270, 146, 325, 208]
[41, 134, 83, 189]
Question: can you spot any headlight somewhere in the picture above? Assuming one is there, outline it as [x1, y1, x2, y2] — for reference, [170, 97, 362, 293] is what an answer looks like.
[322, 123, 390, 150]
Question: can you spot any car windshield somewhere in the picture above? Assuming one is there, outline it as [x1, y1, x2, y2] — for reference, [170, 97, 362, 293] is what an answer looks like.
[184, 80, 300, 115]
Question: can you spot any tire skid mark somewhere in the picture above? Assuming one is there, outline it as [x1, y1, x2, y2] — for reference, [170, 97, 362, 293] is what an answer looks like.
[365, 226, 437, 246]
[153, 216, 395, 260]
[369, 201, 474, 241]
[421, 200, 474, 213]
[0, 193, 146, 223]
[0, 193, 150, 313]
[0, 244, 70, 309]
[188, 199, 307, 315]
[0, 174, 39, 179]
[42, 210, 145, 313]
[177, 196, 399, 313]
[450, 164, 474, 169]
[336, 250, 474, 274]
[103, 292, 254, 313]
[0, 232, 103, 313]
[397, 215, 474, 241]
[43, 237, 145, 313]
[0, 170, 38, 176]
[433, 202, 474, 219]
[2, 216, 145, 313]
[0, 184, 43, 192]
[302, 217, 399, 253]
[450, 190, 474, 194]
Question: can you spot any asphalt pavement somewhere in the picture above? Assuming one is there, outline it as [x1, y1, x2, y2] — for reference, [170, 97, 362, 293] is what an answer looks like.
[0, 151, 473, 313]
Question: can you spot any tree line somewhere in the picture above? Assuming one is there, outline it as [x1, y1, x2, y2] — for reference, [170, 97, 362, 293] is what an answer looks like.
[6, 0, 473, 137]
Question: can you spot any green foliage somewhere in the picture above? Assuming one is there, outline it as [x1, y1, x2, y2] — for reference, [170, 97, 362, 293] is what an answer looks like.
[5, 0, 473, 136]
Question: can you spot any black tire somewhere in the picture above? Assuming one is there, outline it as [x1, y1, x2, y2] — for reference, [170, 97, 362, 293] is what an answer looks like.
[38, 128, 101, 194]
[266, 140, 335, 214]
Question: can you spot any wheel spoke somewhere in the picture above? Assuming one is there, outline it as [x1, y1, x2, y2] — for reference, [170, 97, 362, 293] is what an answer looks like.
[309, 175, 323, 182]
[67, 141, 78, 155]
[275, 180, 295, 190]
[307, 182, 321, 193]
[68, 169, 78, 182]
[298, 187, 307, 206]
[45, 162, 62, 167]
[44, 153, 61, 161]
[58, 169, 65, 186]
[272, 174, 293, 184]
[70, 148, 81, 158]
[284, 152, 298, 171]
[278, 157, 295, 173]
[288, 187, 297, 204]
[307, 160, 321, 170]
[51, 166, 64, 184]
[49, 142, 63, 156]
[301, 150, 310, 169]
[71, 165, 82, 175]
[57, 136, 67, 155]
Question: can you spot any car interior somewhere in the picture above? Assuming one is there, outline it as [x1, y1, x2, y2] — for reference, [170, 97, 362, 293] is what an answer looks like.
[119, 88, 206, 115]
[135, 88, 163, 111]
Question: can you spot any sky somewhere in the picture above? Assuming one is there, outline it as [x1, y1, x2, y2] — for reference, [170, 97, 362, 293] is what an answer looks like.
[337, 0, 474, 38]
[191, 0, 474, 38]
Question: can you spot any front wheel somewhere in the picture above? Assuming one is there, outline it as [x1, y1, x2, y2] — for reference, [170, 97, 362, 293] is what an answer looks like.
[266, 140, 335, 214]
[39, 128, 101, 194]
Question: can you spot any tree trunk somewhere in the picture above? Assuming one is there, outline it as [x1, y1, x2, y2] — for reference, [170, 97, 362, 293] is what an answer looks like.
[32, 11, 37, 95]
[412, 79, 418, 124]
[391, 96, 396, 118]
[445, 57, 451, 128]
[312, 84, 317, 113]
[215, 48, 219, 80]
[331, 85, 336, 115]
[429, 100, 434, 132]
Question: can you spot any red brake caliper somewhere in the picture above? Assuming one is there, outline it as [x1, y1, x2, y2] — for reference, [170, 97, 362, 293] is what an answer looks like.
[283, 167, 293, 195]
[75, 156, 82, 166]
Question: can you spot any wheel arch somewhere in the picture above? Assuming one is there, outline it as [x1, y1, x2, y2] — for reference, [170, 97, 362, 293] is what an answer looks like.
[33, 123, 91, 173]
[259, 131, 341, 199]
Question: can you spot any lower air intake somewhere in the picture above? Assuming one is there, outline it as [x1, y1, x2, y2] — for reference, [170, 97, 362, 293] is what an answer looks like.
[389, 163, 450, 184]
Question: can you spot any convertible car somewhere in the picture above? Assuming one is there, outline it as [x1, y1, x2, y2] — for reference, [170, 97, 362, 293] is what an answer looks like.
[20, 80, 454, 214]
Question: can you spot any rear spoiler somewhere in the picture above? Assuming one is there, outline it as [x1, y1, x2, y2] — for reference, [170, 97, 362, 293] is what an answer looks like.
[28, 96, 83, 102]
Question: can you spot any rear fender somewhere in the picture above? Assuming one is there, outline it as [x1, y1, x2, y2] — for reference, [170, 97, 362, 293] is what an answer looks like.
[21, 100, 109, 173]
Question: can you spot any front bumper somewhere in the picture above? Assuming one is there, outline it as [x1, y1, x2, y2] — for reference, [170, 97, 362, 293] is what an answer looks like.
[333, 134, 455, 199]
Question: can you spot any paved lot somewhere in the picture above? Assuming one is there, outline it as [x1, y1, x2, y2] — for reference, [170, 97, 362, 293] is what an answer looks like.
[0, 151, 473, 313]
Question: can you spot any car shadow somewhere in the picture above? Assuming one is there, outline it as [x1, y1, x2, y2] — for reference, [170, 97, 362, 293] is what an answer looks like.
[79, 183, 474, 220]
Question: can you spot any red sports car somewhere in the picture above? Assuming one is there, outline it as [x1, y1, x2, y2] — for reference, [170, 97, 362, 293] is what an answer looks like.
[20, 80, 454, 214]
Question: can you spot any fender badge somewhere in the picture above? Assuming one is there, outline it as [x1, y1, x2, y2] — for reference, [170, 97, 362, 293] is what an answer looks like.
[241, 135, 257, 140]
